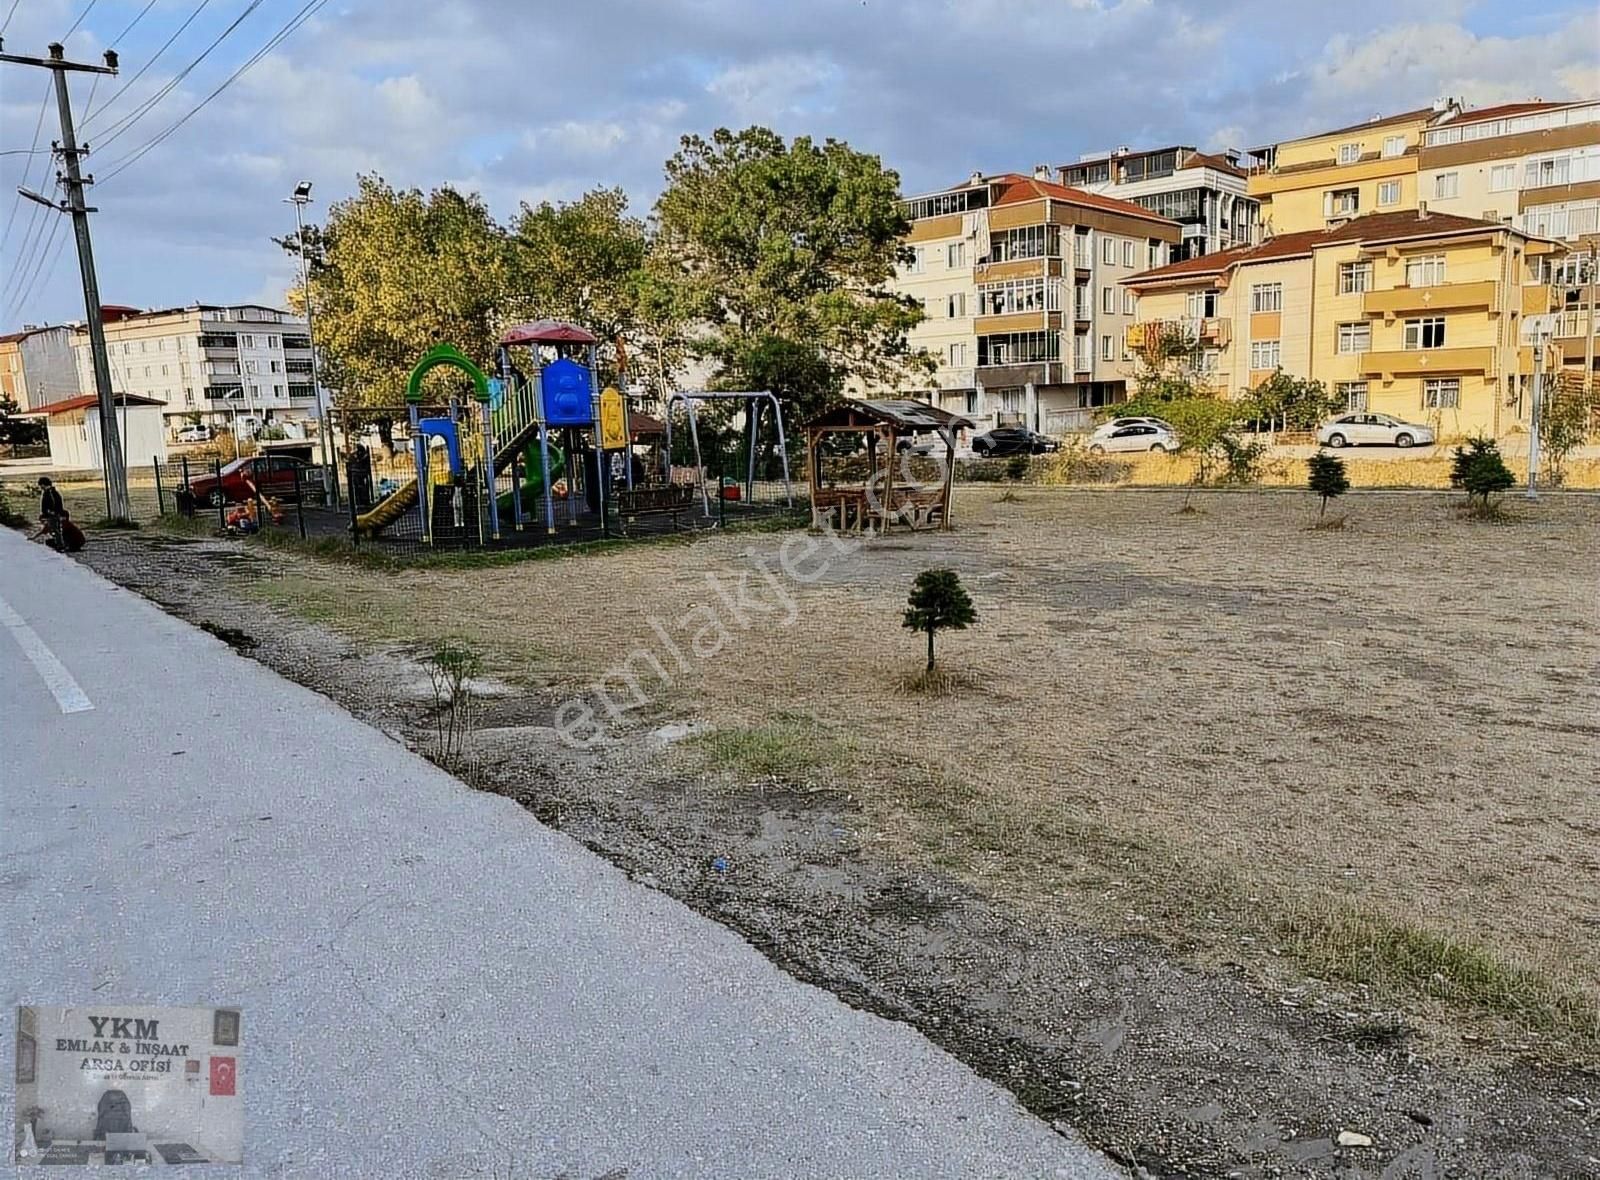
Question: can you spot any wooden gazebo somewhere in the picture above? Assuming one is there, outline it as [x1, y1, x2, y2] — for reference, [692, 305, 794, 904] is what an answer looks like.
[802, 399, 972, 533]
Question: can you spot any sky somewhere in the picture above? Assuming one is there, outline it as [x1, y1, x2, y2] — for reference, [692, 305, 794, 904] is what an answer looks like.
[2, 0, 1596, 329]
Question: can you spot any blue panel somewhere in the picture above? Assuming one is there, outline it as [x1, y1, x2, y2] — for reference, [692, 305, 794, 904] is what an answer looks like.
[542, 358, 593, 426]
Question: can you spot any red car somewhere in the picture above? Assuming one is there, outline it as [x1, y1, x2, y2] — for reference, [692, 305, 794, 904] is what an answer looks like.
[186, 455, 307, 506]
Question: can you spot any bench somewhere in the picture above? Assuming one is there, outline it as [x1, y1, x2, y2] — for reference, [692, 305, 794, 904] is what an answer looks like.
[616, 483, 697, 530]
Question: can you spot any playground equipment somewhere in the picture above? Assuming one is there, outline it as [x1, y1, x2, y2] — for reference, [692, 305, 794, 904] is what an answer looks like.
[664, 391, 793, 517]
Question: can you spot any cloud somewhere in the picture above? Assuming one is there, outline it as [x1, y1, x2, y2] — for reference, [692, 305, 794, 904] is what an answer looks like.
[3, 0, 1597, 324]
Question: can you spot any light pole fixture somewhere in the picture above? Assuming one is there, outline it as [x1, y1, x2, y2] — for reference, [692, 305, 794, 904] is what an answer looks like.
[285, 180, 337, 504]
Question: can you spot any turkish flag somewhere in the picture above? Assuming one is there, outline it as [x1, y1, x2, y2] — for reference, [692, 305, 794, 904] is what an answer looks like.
[209, 1056, 236, 1096]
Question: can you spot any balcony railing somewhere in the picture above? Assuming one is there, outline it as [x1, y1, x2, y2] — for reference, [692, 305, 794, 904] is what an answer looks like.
[1127, 317, 1231, 348]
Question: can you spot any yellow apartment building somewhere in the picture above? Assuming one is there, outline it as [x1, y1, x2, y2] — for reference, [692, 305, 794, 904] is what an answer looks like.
[882, 170, 1181, 432]
[1249, 102, 1462, 235]
[1120, 209, 1563, 439]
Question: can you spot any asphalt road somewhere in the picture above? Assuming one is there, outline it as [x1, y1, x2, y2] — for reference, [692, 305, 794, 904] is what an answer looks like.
[0, 526, 1117, 1179]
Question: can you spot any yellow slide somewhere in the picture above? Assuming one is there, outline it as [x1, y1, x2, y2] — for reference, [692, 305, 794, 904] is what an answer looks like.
[354, 478, 418, 537]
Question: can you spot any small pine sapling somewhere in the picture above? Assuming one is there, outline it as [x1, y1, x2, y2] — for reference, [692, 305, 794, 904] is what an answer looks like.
[902, 568, 977, 671]
[1450, 435, 1515, 517]
[1306, 450, 1349, 519]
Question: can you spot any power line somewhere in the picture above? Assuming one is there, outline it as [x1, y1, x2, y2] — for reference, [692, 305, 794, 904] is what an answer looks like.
[86, 0, 266, 152]
[63, 0, 101, 39]
[0, 0, 20, 37]
[84, 0, 215, 126]
[1, 81, 52, 251]
[5, 213, 64, 322]
[98, 0, 329, 185]
[109, 0, 162, 46]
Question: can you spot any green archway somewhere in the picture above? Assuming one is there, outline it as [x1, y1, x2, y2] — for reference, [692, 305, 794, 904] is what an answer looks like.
[405, 344, 491, 404]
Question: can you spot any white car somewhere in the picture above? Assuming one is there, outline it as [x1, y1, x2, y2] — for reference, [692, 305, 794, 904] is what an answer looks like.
[175, 424, 213, 443]
[1088, 422, 1180, 454]
[1090, 416, 1174, 440]
[1317, 413, 1435, 449]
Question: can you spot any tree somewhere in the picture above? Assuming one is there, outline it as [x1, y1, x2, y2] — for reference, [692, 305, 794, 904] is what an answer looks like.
[903, 568, 977, 672]
[1249, 369, 1341, 432]
[653, 126, 933, 423]
[508, 187, 687, 398]
[278, 175, 515, 444]
[1306, 450, 1349, 519]
[1538, 372, 1596, 487]
[1450, 435, 1515, 515]
[0, 396, 45, 450]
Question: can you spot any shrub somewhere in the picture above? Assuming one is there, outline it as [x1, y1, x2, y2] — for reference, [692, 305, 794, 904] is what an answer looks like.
[1217, 433, 1267, 485]
[1005, 453, 1031, 482]
[1450, 436, 1515, 517]
[956, 458, 1010, 483]
[903, 568, 977, 672]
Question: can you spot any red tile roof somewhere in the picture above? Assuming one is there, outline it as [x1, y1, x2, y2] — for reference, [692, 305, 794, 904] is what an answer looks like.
[20, 393, 164, 416]
[1123, 210, 1515, 286]
[1182, 151, 1245, 178]
[1299, 106, 1438, 142]
[1449, 99, 1585, 125]
[983, 173, 1178, 226]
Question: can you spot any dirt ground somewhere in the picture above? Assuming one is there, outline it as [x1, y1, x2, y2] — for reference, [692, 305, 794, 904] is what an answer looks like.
[68, 488, 1600, 1178]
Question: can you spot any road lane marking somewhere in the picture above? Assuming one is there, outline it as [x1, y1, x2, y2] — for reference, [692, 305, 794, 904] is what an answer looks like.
[0, 592, 93, 714]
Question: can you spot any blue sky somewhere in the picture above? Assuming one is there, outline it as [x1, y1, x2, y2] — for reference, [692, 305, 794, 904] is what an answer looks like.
[2, 0, 1596, 328]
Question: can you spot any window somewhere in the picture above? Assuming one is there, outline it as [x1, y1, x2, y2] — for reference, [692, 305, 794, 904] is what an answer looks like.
[1403, 317, 1446, 349]
[241, 334, 256, 348]
[244, 360, 258, 374]
[905, 248, 924, 274]
[1102, 237, 1116, 265]
[948, 342, 967, 367]
[268, 335, 280, 348]
[1382, 135, 1406, 159]
[1122, 240, 1135, 268]
[1101, 334, 1115, 360]
[1489, 164, 1516, 192]
[270, 359, 282, 373]
[1338, 143, 1361, 165]
[1378, 181, 1400, 206]
[1251, 283, 1282, 312]
[1250, 340, 1280, 370]
[946, 292, 966, 318]
[1123, 290, 1136, 315]
[1102, 286, 1115, 313]
[1423, 377, 1460, 408]
[1405, 254, 1446, 287]
[274, 384, 285, 398]
[1326, 188, 1359, 217]
[1186, 290, 1219, 318]
[1434, 172, 1459, 200]
[1336, 322, 1371, 353]
[1339, 261, 1372, 294]
[1148, 240, 1164, 268]
[947, 242, 965, 268]
[1337, 381, 1368, 411]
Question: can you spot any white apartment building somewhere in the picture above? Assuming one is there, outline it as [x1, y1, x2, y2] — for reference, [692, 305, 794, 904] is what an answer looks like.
[886, 170, 1181, 433]
[72, 303, 321, 437]
[1059, 146, 1262, 261]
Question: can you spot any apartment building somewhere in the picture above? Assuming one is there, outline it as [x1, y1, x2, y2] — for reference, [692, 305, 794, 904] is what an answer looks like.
[0, 324, 78, 411]
[1120, 209, 1562, 439]
[1059, 145, 1261, 260]
[1248, 101, 1464, 235]
[888, 170, 1181, 432]
[73, 304, 320, 435]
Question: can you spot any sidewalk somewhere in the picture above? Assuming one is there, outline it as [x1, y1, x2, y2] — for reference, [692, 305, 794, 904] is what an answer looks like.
[0, 527, 1115, 1178]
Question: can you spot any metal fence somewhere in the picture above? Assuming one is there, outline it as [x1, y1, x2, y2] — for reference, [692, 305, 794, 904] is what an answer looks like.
[153, 455, 337, 541]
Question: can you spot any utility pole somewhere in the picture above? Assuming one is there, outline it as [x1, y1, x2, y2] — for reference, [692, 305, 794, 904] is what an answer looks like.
[286, 182, 338, 505]
[1527, 319, 1547, 500]
[1, 40, 128, 520]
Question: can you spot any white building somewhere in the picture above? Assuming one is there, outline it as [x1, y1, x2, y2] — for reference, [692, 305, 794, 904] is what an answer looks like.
[21, 393, 167, 471]
[1060, 146, 1262, 261]
[71, 304, 322, 438]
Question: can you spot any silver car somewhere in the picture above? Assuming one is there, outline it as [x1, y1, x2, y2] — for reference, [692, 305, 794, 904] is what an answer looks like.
[1317, 413, 1435, 449]
[1088, 422, 1180, 454]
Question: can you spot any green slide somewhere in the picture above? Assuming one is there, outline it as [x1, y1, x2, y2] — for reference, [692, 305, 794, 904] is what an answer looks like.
[496, 443, 565, 517]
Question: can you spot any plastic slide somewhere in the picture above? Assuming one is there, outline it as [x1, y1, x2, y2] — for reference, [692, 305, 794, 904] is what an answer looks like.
[495, 444, 564, 516]
[354, 478, 419, 536]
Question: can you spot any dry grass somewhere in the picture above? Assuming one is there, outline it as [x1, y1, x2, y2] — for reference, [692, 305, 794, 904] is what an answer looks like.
[232, 488, 1600, 1050]
[1027, 450, 1600, 491]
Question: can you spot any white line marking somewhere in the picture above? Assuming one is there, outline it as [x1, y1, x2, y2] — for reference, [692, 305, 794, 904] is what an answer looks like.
[0, 592, 93, 714]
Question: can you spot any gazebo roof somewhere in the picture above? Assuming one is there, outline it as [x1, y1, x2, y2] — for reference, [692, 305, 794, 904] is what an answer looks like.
[803, 398, 973, 433]
[499, 320, 599, 346]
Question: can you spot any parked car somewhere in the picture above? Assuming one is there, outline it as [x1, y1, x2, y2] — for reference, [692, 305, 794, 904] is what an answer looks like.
[1088, 422, 1180, 454]
[972, 427, 1060, 457]
[1089, 416, 1175, 440]
[1316, 413, 1435, 449]
[175, 424, 213, 443]
[185, 455, 308, 506]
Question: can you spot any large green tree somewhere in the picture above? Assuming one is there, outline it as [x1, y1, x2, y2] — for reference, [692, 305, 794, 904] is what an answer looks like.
[653, 126, 932, 421]
[279, 175, 514, 426]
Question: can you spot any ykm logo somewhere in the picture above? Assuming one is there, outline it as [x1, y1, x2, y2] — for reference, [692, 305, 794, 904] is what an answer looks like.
[87, 1015, 159, 1039]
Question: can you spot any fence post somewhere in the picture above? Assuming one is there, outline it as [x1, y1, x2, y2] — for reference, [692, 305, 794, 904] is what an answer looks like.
[347, 458, 363, 546]
[154, 457, 165, 516]
[215, 459, 226, 531]
[296, 473, 307, 539]
[719, 465, 726, 528]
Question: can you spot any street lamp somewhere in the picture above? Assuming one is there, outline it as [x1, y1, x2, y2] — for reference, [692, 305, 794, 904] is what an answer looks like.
[285, 180, 337, 504]
[1526, 314, 1551, 501]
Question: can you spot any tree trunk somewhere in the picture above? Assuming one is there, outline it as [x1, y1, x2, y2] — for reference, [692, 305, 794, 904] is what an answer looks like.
[926, 627, 935, 672]
[1319, 494, 1328, 519]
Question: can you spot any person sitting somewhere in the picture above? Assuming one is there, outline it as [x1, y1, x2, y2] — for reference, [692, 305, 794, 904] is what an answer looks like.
[36, 477, 65, 548]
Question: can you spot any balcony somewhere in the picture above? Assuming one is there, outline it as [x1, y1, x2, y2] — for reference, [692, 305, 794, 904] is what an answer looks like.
[1362, 281, 1497, 318]
[975, 310, 1058, 335]
[1359, 347, 1495, 379]
[1126, 317, 1231, 349]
